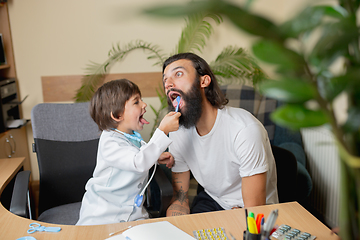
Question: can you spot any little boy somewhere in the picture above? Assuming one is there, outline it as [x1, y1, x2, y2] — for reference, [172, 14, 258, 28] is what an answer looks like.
[76, 79, 180, 225]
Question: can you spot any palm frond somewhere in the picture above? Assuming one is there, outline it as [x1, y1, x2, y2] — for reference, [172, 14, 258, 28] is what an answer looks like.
[107, 40, 168, 68]
[74, 40, 167, 102]
[75, 61, 107, 102]
[175, 13, 222, 54]
[209, 46, 266, 86]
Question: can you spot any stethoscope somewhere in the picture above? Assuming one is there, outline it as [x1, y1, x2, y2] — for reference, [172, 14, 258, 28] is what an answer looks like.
[112, 128, 157, 220]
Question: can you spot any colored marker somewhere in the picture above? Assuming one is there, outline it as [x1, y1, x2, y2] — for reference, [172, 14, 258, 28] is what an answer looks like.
[256, 213, 264, 233]
[247, 217, 258, 234]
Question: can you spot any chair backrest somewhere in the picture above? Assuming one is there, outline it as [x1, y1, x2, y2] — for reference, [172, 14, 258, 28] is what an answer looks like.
[31, 102, 101, 215]
[220, 84, 277, 142]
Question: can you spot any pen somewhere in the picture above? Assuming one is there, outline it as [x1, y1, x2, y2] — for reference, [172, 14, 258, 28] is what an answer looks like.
[260, 217, 265, 233]
[245, 209, 249, 231]
[263, 209, 278, 239]
[229, 232, 236, 240]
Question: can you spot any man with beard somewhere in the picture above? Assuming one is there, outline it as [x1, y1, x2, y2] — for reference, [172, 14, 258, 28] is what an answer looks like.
[162, 53, 278, 216]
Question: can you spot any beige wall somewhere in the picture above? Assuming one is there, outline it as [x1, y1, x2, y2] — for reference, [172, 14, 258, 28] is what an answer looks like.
[8, 0, 318, 180]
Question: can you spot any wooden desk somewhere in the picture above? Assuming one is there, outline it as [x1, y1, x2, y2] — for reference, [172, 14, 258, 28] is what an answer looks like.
[0, 158, 339, 240]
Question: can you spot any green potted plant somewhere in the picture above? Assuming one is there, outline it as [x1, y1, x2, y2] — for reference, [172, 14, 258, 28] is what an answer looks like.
[74, 12, 265, 135]
[144, 1, 360, 239]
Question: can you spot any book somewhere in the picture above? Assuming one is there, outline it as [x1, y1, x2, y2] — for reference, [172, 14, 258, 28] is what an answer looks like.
[106, 221, 195, 240]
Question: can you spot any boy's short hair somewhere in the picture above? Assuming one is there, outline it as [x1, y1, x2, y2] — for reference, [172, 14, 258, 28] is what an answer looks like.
[90, 79, 141, 131]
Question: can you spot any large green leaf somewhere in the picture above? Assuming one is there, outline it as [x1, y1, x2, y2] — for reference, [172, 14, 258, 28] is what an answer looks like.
[143, 1, 211, 17]
[145, 0, 285, 42]
[342, 106, 360, 133]
[271, 104, 329, 130]
[280, 5, 347, 39]
[318, 67, 360, 102]
[252, 40, 305, 73]
[315, 5, 348, 18]
[280, 7, 325, 39]
[311, 18, 358, 63]
[215, 1, 284, 42]
[259, 79, 316, 103]
[280, 5, 348, 38]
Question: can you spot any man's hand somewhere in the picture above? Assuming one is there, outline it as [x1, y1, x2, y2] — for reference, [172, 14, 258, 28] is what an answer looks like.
[166, 171, 191, 216]
[242, 172, 267, 207]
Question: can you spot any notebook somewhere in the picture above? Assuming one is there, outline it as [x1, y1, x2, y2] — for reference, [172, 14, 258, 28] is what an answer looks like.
[106, 221, 195, 240]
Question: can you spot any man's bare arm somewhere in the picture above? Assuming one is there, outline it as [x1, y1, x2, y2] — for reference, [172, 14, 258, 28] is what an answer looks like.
[242, 172, 267, 207]
[166, 171, 191, 216]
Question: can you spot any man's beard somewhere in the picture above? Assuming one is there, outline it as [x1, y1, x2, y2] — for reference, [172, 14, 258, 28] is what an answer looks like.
[167, 78, 203, 129]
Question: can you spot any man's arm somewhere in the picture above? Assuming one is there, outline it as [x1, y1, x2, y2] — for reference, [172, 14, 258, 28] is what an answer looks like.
[241, 172, 267, 207]
[166, 170, 191, 216]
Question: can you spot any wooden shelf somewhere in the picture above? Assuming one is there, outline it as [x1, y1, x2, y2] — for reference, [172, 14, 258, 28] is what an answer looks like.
[0, 64, 10, 70]
[0, 3, 31, 172]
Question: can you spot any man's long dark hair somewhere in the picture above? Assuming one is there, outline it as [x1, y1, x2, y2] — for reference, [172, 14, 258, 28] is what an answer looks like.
[162, 53, 228, 109]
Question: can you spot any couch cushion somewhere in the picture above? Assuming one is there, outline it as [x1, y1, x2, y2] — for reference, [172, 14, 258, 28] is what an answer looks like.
[220, 85, 277, 141]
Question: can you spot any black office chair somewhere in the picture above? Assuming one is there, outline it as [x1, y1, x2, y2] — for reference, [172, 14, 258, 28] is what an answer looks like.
[9, 170, 32, 218]
[271, 145, 298, 203]
[11, 102, 172, 224]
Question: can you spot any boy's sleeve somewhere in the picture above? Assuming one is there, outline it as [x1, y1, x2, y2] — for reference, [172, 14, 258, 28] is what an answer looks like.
[102, 128, 172, 172]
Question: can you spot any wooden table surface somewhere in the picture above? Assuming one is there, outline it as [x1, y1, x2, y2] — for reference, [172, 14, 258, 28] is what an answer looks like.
[0, 158, 339, 240]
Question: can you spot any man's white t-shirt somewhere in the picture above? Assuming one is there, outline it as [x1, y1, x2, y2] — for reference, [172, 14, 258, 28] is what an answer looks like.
[170, 106, 278, 209]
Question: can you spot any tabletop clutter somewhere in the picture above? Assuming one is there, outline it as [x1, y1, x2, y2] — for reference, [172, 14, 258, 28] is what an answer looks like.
[243, 209, 316, 240]
[243, 209, 278, 240]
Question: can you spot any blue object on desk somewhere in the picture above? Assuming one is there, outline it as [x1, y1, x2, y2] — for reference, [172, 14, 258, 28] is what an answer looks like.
[27, 223, 61, 234]
[17, 237, 37, 240]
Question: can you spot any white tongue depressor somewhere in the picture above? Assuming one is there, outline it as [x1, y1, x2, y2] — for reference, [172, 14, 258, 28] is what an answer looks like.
[175, 96, 180, 112]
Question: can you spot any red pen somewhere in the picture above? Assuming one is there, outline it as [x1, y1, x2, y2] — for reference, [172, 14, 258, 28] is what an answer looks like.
[270, 225, 278, 235]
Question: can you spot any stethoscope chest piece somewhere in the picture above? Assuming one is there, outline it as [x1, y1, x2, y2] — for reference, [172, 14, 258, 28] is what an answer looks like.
[134, 194, 144, 207]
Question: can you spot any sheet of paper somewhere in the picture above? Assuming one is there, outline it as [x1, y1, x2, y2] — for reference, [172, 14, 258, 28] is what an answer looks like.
[7, 119, 26, 128]
[106, 221, 195, 240]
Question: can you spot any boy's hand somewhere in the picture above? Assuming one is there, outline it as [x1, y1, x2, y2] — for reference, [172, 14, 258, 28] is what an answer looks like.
[158, 112, 181, 135]
[158, 152, 175, 168]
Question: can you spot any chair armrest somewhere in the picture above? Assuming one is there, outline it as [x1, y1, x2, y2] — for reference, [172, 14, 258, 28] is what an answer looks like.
[277, 142, 313, 199]
[9, 170, 31, 218]
[154, 166, 173, 217]
[147, 165, 173, 218]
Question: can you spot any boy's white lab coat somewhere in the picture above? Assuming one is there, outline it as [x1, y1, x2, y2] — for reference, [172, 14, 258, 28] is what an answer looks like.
[76, 128, 172, 225]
